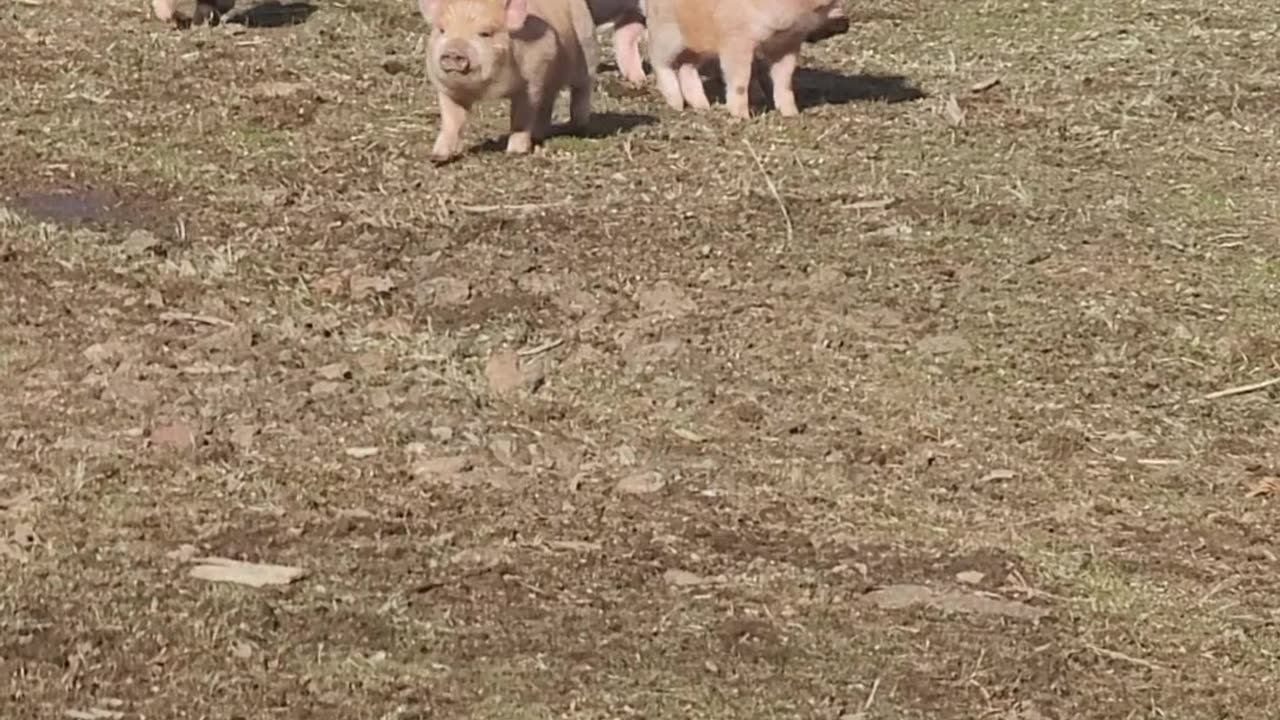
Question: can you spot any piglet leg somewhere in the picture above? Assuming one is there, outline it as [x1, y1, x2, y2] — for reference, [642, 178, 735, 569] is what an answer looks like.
[719, 42, 755, 120]
[432, 92, 470, 163]
[677, 63, 710, 110]
[508, 90, 536, 154]
[768, 51, 800, 117]
[613, 19, 647, 85]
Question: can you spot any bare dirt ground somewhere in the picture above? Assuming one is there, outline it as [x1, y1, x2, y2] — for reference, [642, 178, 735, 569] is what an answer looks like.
[3, 0, 1280, 717]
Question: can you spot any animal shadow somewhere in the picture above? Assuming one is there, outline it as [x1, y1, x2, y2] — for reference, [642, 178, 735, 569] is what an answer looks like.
[465, 111, 656, 158]
[791, 69, 927, 109]
[226, 1, 319, 28]
[700, 66, 926, 112]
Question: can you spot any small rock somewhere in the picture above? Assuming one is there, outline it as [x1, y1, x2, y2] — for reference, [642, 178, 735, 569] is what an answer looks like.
[344, 447, 380, 459]
[310, 380, 342, 396]
[425, 277, 471, 306]
[150, 421, 196, 452]
[916, 333, 971, 356]
[429, 426, 454, 442]
[636, 280, 696, 317]
[316, 362, 351, 381]
[956, 570, 986, 585]
[615, 470, 666, 495]
[82, 341, 126, 366]
[663, 568, 708, 587]
[485, 349, 536, 397]
[368, 387, 393, 409]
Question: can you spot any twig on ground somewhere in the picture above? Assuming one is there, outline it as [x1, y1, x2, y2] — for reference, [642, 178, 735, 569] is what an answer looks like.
[517, 338, 564, 357]
[158, 311, 234, 327]
[742, 139, 794, 247]
[1203, 376, 1280, 400]
[1084, 643, 1167, 672]
[454, 200, 569, 214]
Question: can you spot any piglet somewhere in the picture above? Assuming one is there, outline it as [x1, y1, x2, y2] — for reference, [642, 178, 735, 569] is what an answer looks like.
[420, 0, 598, 162]
[644, 0, 843, 119]
[587, 0, 646, 85]
[151, 0, 236, 25]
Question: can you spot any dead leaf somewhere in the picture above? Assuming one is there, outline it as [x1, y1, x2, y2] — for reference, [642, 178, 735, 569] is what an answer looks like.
[316, 362, 351, 381]
[943, 94, 966, 126]
[423, 277, 471, 306]
[970, 76, 1001, 93]
[104, 376, 159, 406]
[671, 427, 708, 443]
[366, 316, 414, 336]
[615, 470, 666, 495]
[230, 639, 256, 660]
[1246, 477, 1280, 498]
[82, 341, 127, 366]
[251, 81, 309, 100]
[485, 349, 526, 397]
[861, 584, 1048, 621]
[310, 380, 342, 397]
[0, 491, 35, 515]
[349, 275, 396, 301]
[546, 540, 602, 553]
[0, 540, 28, 563]
[64, 709, 124, 720]
[312, 272, 347, 295]
[229, 424, 257, 449]
[450, 545, 508, 568]
[150, 421, 196, 452]
[188, 557, 308, 587]
[411, 455, 475, 483]
[120, 229, 161, 257]
[488, 435, 518, 467]
[664, 568, 708, 587]
[166, 544, 199, 561]
[636, 280, 695, 317]
[977, 469, 1016, 484]
[12, 523, 39, 548]
[345, 446, 380, 459]
[915, 333, 971, 356]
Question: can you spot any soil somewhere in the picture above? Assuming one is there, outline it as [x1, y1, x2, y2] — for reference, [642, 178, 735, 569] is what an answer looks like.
[3, 0, 1280, 718]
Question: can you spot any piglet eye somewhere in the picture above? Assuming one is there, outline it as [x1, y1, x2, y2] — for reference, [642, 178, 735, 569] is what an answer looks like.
[478, 31, 493, 38]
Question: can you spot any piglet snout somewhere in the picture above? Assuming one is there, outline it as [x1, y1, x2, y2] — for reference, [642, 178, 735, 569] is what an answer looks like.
[437, 47, 473, 74]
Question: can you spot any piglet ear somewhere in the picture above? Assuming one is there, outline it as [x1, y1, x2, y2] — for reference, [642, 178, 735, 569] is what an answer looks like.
[418, 0, 439, 22]
[504, 0, 528, 30]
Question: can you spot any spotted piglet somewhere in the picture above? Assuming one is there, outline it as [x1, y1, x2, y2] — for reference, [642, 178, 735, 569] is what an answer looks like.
[420, 0, 598, 162]
[643, 0, 844, 119]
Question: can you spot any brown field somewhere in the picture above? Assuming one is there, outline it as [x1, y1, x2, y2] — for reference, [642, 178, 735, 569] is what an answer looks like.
[3, 0, 1280, 717]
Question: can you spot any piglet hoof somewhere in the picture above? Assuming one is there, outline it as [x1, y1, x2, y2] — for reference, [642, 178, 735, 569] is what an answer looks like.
[506, 133, 533, 155]
[430, 152, 458, 166]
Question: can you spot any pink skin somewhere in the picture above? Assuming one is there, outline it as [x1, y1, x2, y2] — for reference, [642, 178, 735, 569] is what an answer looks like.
[612, 20, 647, 84]
[648, 0, 848, 118]
[587, 0, 648, 84]
[421, 0, 596, 162]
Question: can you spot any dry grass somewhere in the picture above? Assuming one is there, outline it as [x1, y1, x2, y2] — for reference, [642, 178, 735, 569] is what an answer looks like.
[3, 0, 1280, 717]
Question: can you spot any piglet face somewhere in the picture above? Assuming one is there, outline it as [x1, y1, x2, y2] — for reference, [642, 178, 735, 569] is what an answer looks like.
[421, 0, 529, 86]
